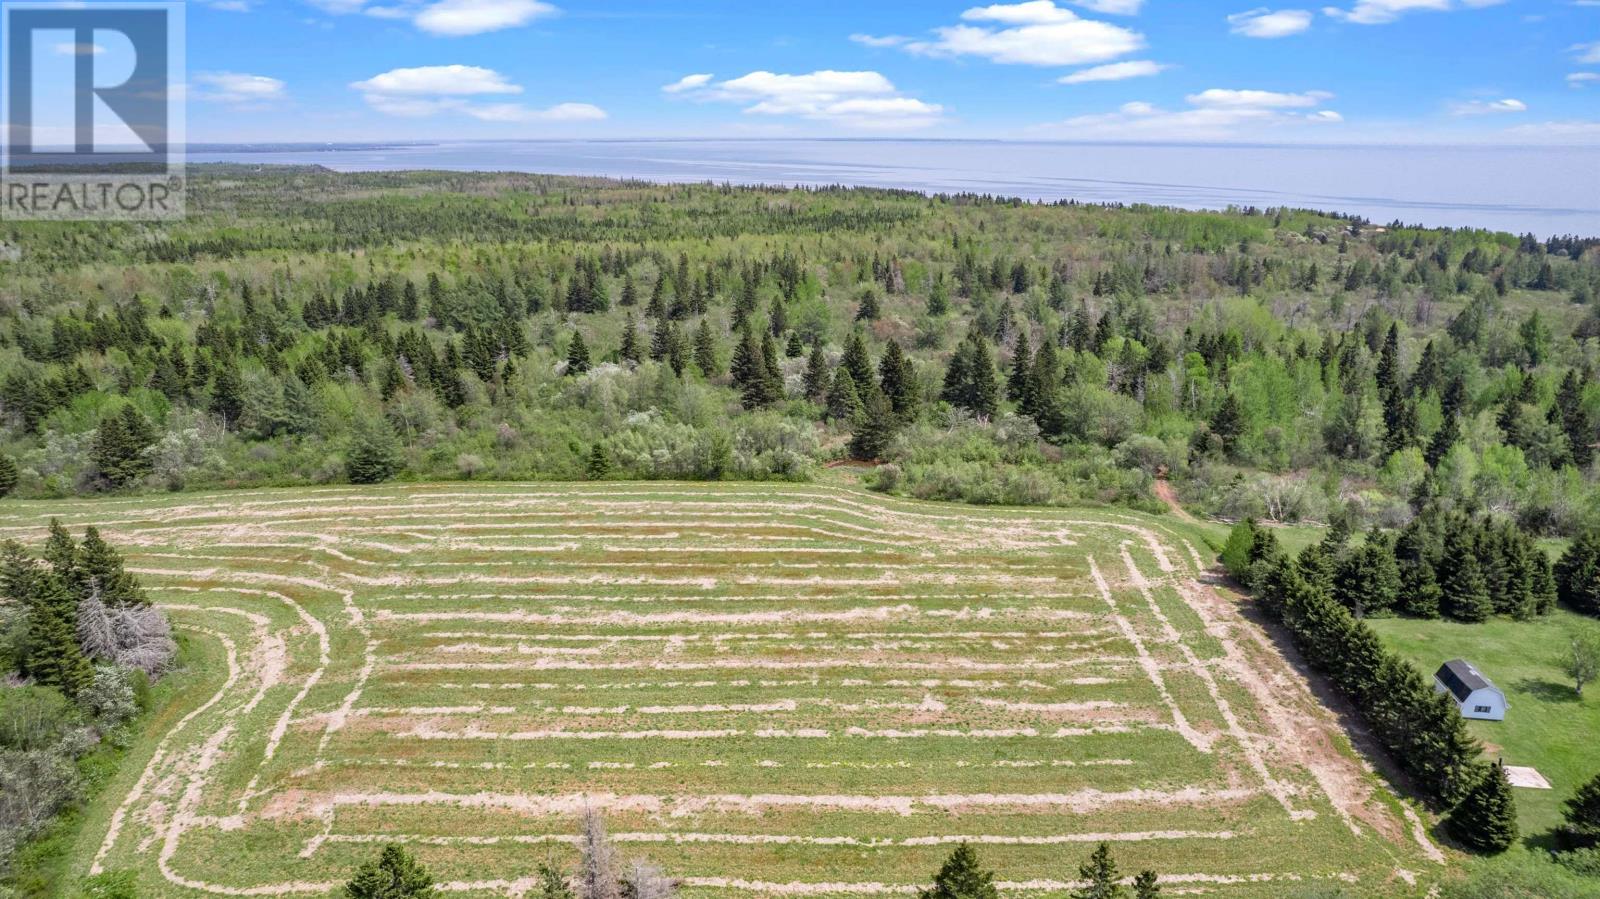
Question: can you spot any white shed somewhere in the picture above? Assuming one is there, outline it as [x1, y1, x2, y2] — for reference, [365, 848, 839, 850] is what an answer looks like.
[1434, 659, 1507, 721]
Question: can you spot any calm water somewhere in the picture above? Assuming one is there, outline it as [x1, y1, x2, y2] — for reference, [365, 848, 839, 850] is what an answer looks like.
[187, 139, 1600, 238]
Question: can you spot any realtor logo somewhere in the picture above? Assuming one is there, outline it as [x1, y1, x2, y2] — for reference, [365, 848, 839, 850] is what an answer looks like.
[1, 1, 185, 220]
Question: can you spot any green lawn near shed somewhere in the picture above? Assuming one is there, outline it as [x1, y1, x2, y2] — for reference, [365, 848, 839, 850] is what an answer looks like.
[1369, 610, 1600, 845]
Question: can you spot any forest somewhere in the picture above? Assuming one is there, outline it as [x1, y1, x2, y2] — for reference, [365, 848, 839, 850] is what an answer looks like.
[0, 167, 1598, 533]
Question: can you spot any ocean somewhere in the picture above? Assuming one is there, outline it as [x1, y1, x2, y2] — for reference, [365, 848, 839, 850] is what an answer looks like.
[186, 139, 1600, 238]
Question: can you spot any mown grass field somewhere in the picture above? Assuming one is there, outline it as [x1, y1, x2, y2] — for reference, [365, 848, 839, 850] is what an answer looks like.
[0, 484, 1443, 897]
[1370, 612, 1600, 847]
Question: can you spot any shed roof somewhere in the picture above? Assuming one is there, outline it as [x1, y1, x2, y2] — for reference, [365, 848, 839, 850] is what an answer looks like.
[1436, 659, 1496, 703]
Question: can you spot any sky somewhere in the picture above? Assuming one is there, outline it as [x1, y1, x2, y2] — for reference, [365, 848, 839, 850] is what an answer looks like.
[156, 0, 1600, 144]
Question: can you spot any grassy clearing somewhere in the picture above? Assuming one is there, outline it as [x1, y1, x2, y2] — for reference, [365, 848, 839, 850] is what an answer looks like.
[0, 483, 1442, 897]
[1369, 611, 1600, 845]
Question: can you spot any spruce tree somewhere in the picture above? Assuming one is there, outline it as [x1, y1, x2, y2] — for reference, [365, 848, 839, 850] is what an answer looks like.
[80, 526, 145, 606]
[537, 864, 575, 899]
[826, 369, 865, 424]
[855, 288, 881, 322]
[1073, 843, 1126, 899]
[965, 337, 999, 419]
[23, 571, 93, 698]
[211, 365, 244, 427]
[879, 340, 917, 419]
[1007, 333, 1033, 406]
[918, 843, 999, 899]
[566, 332, 592, 375]
[1210, 393, 1245, 456]
[0, 453, 17, 498]
[619, 314, 643, 365]
[1446, 763, 1518, 854]
[785, 332, 804, 358]
[803, 345, 830, 401]
[841, 333, 875, 390]
[586, 444, 612, 481]
[849, 391, 898, 462]
[344, 844, 438, 899]
[1132, 872, 1160, 899]
[1563, 771, 1600, 848]
[1440, 533, 1494, 623]
[1556, 529, 1600, 616]
[347, 417, 401, 485]
[693, 321, 720, 376]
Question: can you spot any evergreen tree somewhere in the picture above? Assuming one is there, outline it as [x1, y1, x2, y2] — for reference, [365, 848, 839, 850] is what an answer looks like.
[537, 864, 576, 899]
[693, 321, 720, 377]
[965, 337, 999, 419]
[1440, 534, 1494, 623]
[210, 365, 244, 427]
[855, 288, 882, 322]
[826, 369, 865, 424]
[566, 332, 592, 375]
[1073, 843, 1126, 899]
[586, 444, 612, 481]
[0, 454, 17, 498]
[1426, 415, 1460, 468]
[1132, 872, 1160, 899]
[80, 526, 145, 606]
[1210, 393, 1245, 457]
[841, 333, 875, 391]
[619, 314, 643, 365]
[879, 340, 917, 419]
[1557, 528, 1600, 616]
[849, 391, 898, 462]
[344, 844, 439, 899]
[23, 569, 93, 698]
[1333, 532, 1401, 619]
[1446, 763, 1518, 854]
[347, 417, 401, 485]
[803, 344, 830, 401]
[785, 332, 805, 358]
[926, 277, 950, 317]
[1007, 333, 1033, 407]
[1563, 771, 1600, 848]
[918, 843, 999, 899]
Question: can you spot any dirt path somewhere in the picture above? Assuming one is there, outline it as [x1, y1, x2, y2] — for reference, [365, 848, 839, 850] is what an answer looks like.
[1153, 479, 1198, 524]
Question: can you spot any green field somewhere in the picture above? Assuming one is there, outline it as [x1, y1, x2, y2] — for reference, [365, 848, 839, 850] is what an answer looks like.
[1, 484, 1443, 897]
[1370, 612, 1600, 847]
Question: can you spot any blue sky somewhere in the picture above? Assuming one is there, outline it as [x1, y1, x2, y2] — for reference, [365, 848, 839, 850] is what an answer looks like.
[173, 0, 1600, 144]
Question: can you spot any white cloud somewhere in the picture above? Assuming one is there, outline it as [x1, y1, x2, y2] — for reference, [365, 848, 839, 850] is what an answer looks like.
[414, 0, 555, 35]
[1569, 72, 1600, 88]
[661, 73, 714, 94]
[1187, 88, 1332, 108]
[1058, 59, 1170, 83]
[1036, 87, 1341, 140]
[899, 1, 1145, 66]
[303, 0, 555, 36]
[1322, 0, 1504, 25]
[193, 72, 288, 105]
[1573, 42, 1600, 64]
[352, 64, 521, 96]
[665, 70, 945, 130]
[850, 33, 912, 47]
[352, 64, 603, 123]
[1228, 8, 1315, 37]
[1448, 97, 1527, 115]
